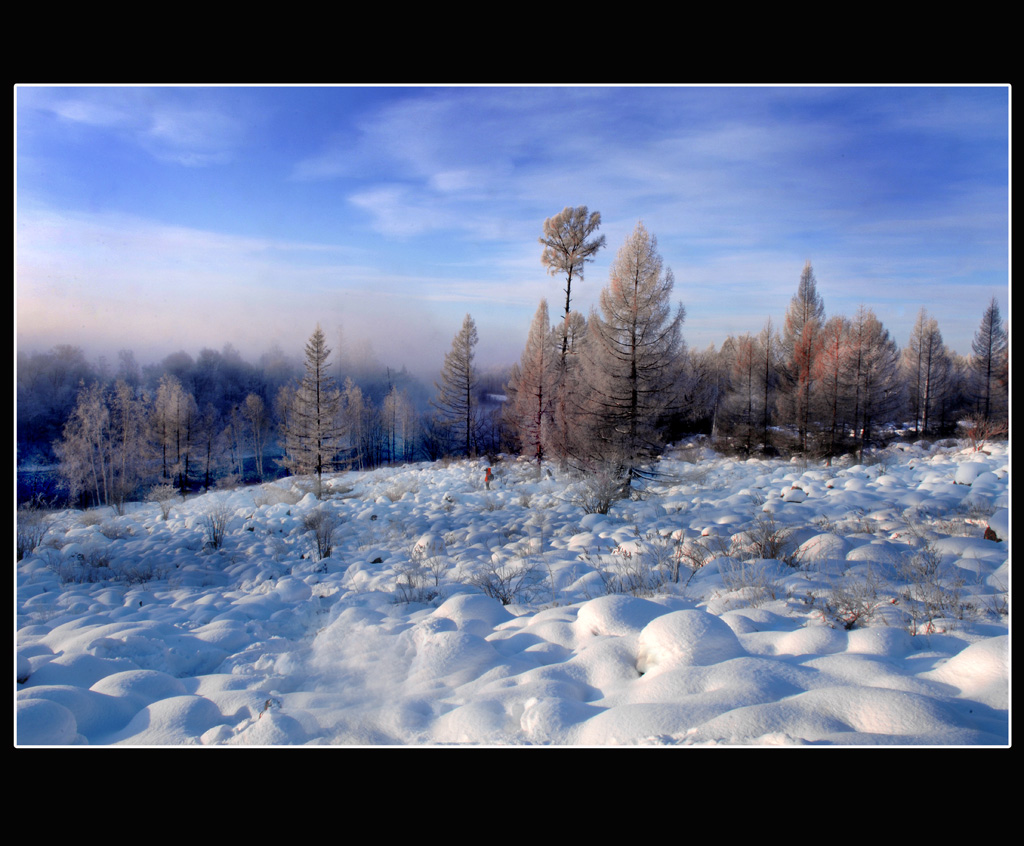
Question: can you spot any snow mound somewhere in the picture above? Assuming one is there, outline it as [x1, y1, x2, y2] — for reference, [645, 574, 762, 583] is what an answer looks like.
[102, 694, 229, 745]
[921, 636, 1009, 709]
[17, 698, 83, 745]
[953, 462, 990, 485]
[574, 595, 671, 638]
[432, 594, 515, 638]
[636, 610, 745, 674]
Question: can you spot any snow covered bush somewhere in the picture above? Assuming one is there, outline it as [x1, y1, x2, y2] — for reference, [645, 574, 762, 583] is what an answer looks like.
[147, 484, 178, 520]
[817, 570, 892, 630]
[571, 463, 630, 514]
[895, 543, 977, 635]
[201, 502, 233, 550]
[958, 415, 1008, 453]
[17, 505, 50, 560]
[730, 510, 798, 566]
[253, 484, 303, 508]
[718, 558, 784, 607]
[581, 532, 681, 597]
[463, 551, 546, 606]
[394, 562, 441, 605]
[303, 506, 341, 562]
[381, 478, 419, 502]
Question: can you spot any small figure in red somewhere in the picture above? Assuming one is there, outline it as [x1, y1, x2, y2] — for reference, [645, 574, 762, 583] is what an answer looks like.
[485, 467, 493, 490]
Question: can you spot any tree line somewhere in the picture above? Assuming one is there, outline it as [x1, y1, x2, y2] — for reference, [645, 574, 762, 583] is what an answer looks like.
[502, 207, 1008, 488]
[17, 337, 438, 508]
[18, 204, 1009, 508]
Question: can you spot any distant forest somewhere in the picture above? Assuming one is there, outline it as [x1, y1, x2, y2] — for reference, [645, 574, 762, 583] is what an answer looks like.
[17, 207, 1008, 509]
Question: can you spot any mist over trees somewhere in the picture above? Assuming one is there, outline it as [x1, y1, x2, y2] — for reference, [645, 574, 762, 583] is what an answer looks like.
[17, 204, 1009, 509]
[18, 328, 438, 506]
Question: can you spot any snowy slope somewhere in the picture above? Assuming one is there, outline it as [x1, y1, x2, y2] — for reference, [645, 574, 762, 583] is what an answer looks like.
[16, 440, 1010, 746]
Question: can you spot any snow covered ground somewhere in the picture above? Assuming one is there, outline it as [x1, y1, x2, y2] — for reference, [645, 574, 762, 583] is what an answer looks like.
[16, 439, 1010, 746]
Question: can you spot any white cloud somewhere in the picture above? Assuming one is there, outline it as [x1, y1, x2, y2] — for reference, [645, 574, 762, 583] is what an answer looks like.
[23, 87, 249, 167]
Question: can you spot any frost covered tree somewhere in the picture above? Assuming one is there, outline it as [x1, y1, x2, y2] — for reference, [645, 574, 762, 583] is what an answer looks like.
[720, 333, 760, 454]
[17, 344, 97, 458]
[55, 380, 150, 512]
[539, 206, 606, 357]
[903, 308, 950, 436]
[580, 221, 686, 486]
[720, 322, 782, 456]
[546, 309, 589, 465]
[194, 403, 225, 490]
[281, 325, 343, 495]
[675, 343, 726, 437]
[382, 382, 416, 464]
[970, 297, 1008, 423]
[151, 374, 199, 492]
[845, 306, 903, 453]
[811, 315, 853, 462]
[506, 299, 559, 466]
[432, 314, 479, 457]
[240, 393, 270, 480]
[779, 261, 826, 452]
[343, 377, 384, 470]
[755, 318, 783, 452]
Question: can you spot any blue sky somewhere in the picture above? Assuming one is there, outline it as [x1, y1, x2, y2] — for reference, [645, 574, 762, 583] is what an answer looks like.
[16, 84, 1009, 380]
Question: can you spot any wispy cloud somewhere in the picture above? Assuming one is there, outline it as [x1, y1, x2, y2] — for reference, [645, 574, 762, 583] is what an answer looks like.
[21, 86, 250, 167]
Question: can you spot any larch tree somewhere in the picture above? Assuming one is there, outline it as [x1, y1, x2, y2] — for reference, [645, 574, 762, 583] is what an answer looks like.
[194, 403, 224, 490]
[432, 313, 480, 457]
[844, 306, 903, 454]
[106, 380, 151, 510]
[581, 221, 686, 486]
[722, 322, 781, 456]
[677, 342, 725, 437]
[539, 205, 606, 357]
[282, 325, 343, 496]
[780, 261, 826, 452]
[721, 333, 759, 454]
[344, 377, 382, 470]
[811, 315, 853, 463]
[903, 308, 950, 436]
[507, 299, 559, 466]
[756, 318, 783, 453]
[547, 309, 589, 465]
[240, 393, 270, 480]
[151, 373, 198, 493]
[384, 383, 418, 464]
[970, 297, 1008, 423]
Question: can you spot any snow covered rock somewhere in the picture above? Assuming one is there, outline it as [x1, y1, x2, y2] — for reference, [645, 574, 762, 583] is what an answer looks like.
[985, 508, 1009, 543]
